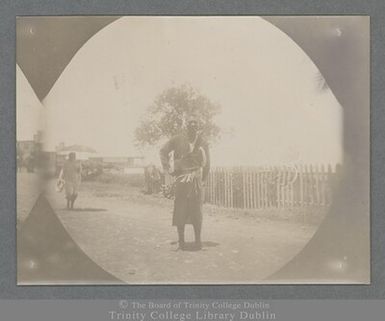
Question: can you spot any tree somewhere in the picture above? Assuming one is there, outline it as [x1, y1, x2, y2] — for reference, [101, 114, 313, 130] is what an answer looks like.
[135, 85, 221, 146]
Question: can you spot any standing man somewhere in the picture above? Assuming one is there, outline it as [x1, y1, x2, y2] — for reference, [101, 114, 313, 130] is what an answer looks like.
[160, 115, 210, 250]
[59, 152, 82, 209]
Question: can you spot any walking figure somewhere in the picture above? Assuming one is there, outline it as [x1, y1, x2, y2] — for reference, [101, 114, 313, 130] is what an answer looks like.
[59, 152, 82, 210]
[160, 115, 210, 250]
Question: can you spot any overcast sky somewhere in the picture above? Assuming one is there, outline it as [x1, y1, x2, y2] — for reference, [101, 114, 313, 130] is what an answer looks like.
[39, 16, 342, 166]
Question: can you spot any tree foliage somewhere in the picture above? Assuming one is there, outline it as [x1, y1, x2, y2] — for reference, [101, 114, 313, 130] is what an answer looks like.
[135, 85, 221, 146]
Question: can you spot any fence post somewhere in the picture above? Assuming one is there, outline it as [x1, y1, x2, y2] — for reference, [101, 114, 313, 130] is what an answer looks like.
[276, 166, 280, 209]
[264, 166, 268, 209]
[246, 168, 249, 209]
[250, 168, 254, 209]
[260, 167, 264, 209]
[213, 167, 218, 205]
[226, 168, 230, 208]
[310, 164, 315, 205]
[290, 166, 295, 207]
[273, 166, 277, 208]
[250, 167, 253, 209]
[254, 168, 257, 209]
[222, 168, 224, 207]
[241, 168, 246, 208]
[248, 167, 252, 209]
[226, 168, 229, 208]
[221, 167, 224, 207]
[255, 167, 261, 208]
[284, 166, 288, 208]
[282, 166, 287, 208]
[249, 167, 253, 209]
[245, 167, 249, 209]
[299, 164, 304, 207]
[219, 167, 222, 206]
[210, 169, 213, 205]
[210, 170, 214, 205]
[320, 164, 326, 206]
[315, 164, 321, 205]
[243, 167, 247, 209]
[304, 164, 309, 206]
[293, 165, 299, 207]
[230, 170, 233, 208]
[327, 164, 333, 205]
[211, 170, 214, 205]
[266, 166, 271, 208]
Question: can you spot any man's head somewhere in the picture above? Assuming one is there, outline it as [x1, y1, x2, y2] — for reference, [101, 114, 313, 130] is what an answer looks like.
[68, 152, 76, 161]
[185, 114, 200, 137]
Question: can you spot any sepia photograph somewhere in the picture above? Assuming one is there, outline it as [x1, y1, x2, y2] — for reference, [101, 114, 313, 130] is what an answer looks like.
[16, 16, 369, 284]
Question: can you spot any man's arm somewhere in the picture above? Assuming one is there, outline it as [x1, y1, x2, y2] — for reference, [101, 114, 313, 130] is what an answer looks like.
[159, 137, 176, 172]
[58, 168, 64, 181]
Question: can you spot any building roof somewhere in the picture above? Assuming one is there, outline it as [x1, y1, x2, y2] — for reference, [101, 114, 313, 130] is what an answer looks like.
[56, 144, 97, 153]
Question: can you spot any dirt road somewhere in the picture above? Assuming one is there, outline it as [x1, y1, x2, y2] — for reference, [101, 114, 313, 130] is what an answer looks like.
[31, 176, 318, 284]
[42, 178, 316, 284]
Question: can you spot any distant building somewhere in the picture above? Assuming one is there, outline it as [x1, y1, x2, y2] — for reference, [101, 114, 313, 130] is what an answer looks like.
[52, 143, 145, 175]
[17, 131, 43, 158]
[90, 155, 144, 174]
[54, 143, 98, 173]
[99, 156, 143, 167]
[16, 131, 43, 172]
[17, 140, 36, 157]
[55, 143, 97, 160]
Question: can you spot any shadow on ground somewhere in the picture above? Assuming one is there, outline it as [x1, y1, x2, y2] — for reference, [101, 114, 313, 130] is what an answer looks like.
[170, 241, 220, 252]
[69, 208, 107, 212]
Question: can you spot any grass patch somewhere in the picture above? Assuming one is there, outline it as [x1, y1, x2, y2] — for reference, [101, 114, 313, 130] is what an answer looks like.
[90, 172, 144, 188]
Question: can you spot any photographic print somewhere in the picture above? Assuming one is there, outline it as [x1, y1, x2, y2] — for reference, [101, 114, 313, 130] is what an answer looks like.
[16, 16, 369, 284]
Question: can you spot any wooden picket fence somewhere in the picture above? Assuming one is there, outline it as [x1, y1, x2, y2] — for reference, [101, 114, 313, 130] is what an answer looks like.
[204, 164, 336, 209]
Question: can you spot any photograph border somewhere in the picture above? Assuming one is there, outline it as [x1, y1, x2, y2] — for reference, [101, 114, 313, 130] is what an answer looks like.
[1, 0, 384, 300]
